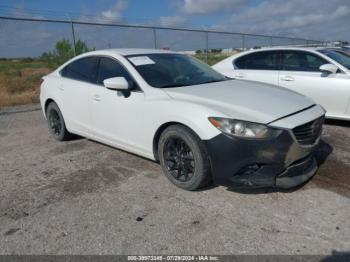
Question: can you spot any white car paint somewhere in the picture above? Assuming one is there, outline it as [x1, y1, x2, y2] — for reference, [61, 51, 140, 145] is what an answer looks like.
[40, 48, 325, 161]
[213, 47, 350, 120]
[164, 80, 314, 124]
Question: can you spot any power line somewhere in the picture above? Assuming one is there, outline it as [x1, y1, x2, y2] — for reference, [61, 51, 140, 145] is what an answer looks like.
[0, 6, 325, 43]
[0, 15, 323, 44]
[0, 5, 157, 24]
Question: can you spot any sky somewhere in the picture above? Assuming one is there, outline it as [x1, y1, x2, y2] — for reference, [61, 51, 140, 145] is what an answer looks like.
[0, 0, 349, 57]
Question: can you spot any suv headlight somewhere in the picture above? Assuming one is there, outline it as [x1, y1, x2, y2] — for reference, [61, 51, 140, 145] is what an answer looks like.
[208, 117, 274, 139]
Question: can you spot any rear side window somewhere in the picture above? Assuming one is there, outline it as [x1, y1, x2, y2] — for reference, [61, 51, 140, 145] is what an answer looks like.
[235, 51, 279, 70]
[282, 51, 328, 72]
[61, 57, 98, 82]
[96, 57, 136, 89]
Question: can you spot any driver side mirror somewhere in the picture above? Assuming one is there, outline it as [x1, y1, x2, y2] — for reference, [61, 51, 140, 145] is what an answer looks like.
[103, 77, 131, 97]
[319, 63, 338, 74]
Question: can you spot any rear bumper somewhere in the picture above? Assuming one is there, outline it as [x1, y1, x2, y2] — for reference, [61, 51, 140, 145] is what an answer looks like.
[204, 128, 320, 189]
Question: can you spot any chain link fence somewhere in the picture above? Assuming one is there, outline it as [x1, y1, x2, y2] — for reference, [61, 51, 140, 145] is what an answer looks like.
[0, 16, 326, 61]
[0, 16, 332, 107]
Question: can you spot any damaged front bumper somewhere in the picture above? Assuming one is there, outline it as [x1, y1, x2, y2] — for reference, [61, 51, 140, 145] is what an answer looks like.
[204, 105, 325, 189]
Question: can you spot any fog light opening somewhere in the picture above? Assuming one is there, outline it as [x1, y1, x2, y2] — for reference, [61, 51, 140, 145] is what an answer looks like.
[235, 164, 262, 176]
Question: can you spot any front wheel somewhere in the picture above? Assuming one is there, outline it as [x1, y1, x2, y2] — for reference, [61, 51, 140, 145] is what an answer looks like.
[158, 125, 212, 191]
[46, 102, 72, 141]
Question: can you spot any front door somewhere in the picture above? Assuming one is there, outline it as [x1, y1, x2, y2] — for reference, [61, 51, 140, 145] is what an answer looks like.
[279, 50, 350, 118]
[90, 56, 147, 152]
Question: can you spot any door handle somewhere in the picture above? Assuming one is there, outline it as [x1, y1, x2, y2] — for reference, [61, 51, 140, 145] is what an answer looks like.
[58, 85, 64, 91]
[280, 76, 295, 82]
[235, 72, 246, 78]
[92, 95, 101, 101]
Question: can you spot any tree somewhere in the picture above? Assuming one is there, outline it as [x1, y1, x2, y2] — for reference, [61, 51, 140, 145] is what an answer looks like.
[75, 40, 91, 56]
[41, 39, 93, 68]
[55, 39, 74, 64]
[210, 49, 222, 53]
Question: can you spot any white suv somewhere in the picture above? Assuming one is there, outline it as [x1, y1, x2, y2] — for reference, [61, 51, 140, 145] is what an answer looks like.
[213, 47, 350, 121]
[40, 49, 325, 191]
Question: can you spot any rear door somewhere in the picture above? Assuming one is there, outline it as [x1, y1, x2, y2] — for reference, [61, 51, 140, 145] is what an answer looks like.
[279, 50, 350, 118]
[233, 50, 280, 85]
[59, 56, 98, 135]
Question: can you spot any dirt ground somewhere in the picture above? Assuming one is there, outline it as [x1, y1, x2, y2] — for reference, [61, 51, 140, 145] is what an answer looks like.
[0, 105, 349, 255]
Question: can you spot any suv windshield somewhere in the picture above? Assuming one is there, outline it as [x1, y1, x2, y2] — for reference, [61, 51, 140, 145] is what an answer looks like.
[319, 49, 350, 70]
[126, 53, 228, 88]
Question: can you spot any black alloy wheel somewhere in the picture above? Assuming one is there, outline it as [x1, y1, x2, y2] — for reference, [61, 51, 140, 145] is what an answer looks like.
[48, 109, 62, 137]
[163, 137, 195, 182]
[158, 124, 212, 191]
[46, 102, 72, 141]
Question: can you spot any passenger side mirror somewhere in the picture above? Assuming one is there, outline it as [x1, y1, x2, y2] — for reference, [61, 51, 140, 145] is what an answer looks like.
[319, 63, 338, 74]
[103, 77, 131, 97]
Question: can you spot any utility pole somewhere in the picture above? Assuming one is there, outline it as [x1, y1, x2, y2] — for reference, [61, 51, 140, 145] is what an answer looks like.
[70, 21, 77, 56]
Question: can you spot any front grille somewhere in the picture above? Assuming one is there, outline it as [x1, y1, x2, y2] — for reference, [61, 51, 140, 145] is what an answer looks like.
[292, 117, 324, 146]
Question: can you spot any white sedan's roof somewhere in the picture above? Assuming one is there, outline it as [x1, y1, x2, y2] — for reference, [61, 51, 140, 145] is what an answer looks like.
[244, 46, 325, 52]
[83, 48, 174, 57]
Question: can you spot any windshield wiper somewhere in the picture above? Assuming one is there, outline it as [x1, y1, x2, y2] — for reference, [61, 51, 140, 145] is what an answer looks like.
[200, 79, 229, 84]
[159, 83, 189, 89]
[159, 78, 231, 88]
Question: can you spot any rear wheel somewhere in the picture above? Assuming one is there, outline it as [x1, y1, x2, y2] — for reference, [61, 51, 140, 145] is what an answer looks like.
[158, 125, 212, 191]
[46, 102, 72, 141]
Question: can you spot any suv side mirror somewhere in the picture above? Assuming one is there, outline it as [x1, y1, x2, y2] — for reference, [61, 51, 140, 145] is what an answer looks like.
[103, 77, 131, 97]
[319, 63, 338, 74]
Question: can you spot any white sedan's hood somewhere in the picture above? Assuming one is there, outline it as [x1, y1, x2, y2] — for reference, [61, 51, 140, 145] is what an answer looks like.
[164, 80, 315, 124]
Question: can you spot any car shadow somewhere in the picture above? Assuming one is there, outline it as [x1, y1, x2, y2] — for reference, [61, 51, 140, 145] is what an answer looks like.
[70, 134, 84, 141]
[225, 139, 333, 195]
[325, 118, 350, 128]
[196, 183, 219, 191]
[71, 134, 333, 195]
[320, 250, 350, 262]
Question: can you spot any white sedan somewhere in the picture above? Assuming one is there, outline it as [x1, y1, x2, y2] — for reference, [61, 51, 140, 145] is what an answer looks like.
[40, 49, 325, 191]
[213, 47, 350, 121]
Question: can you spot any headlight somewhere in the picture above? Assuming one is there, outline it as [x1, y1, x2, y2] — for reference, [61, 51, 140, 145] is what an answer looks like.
[208, 117, 274, 139]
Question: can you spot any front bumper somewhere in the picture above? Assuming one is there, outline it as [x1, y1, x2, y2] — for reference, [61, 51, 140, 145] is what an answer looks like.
[275, 156, 317, 188]
[204, 127, 320, 189]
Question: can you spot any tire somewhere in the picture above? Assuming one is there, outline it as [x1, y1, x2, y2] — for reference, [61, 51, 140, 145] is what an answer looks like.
[158, 125, 212, 191]
[46, 102, 72, 141]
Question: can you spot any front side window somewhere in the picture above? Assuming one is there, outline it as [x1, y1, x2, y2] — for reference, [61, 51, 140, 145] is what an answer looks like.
[61, 57, 98, 82]
[234, 51, 279, 70]
[96, 57, 135, 88]
[126, 53, 227, 88]
[282, 51, 328, 72]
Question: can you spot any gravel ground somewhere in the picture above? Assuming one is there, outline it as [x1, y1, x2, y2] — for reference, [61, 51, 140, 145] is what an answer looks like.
[0, 105, 349, 255]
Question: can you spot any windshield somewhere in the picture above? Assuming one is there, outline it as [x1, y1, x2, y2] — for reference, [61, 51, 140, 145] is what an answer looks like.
[126, 53, 228, 88]
[319, 49, 350, 70]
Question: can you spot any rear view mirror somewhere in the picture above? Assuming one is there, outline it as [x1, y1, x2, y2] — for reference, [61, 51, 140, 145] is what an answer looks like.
[319, 63, 338, 74]
[103, 77, 129, 91]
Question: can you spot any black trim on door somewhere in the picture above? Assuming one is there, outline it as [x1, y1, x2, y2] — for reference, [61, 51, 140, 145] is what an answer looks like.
[94, 55, 143, 92]
[59, 55, 143, 92]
